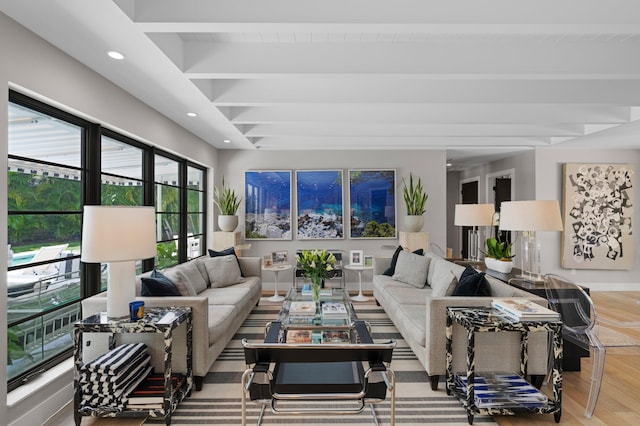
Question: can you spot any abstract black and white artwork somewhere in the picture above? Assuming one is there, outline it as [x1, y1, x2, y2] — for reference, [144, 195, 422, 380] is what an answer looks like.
[562, 163, 634, 269]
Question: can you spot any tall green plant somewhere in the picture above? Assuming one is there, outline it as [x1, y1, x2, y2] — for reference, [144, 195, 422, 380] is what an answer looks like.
[402, 173, 428, 215]
[213, 176, 241, 215]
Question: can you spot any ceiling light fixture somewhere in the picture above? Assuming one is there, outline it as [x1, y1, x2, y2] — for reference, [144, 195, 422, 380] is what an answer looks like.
[446, 163, 452, 167]
[107, 50, 125, 60]
[223, 139, 231, 144]
[187, 112, 197, 117]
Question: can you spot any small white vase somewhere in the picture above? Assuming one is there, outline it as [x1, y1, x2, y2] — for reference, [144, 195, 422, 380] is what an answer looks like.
[218, 215, 238, 232]
[484, 257, 514, 274]
[404, 215, 424, 232]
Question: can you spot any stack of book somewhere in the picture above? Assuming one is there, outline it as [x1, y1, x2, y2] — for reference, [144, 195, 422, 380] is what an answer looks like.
[491, 298, 560, 322]
[455, 373, 548, 408]
[126, 373, 187, 410]
[321, 302, 348, 320]
[289, 301, 317, 317]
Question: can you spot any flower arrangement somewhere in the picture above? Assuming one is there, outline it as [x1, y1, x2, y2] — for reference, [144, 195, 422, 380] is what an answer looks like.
[296, 249, 336, 300]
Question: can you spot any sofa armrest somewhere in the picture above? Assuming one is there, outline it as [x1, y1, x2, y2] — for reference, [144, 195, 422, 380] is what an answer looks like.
[238, 256, 262, 278]
[374, 257, 391, 275]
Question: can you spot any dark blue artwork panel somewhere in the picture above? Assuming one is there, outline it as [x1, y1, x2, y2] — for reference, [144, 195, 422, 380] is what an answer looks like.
[296, 170, 344, 239]
[245, 170, 292, 240]
[349, 169, 396, 239]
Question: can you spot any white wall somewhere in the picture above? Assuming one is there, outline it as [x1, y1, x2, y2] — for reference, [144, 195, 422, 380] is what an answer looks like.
[216, 149, 447, 290]
[0, 12, 217, 425]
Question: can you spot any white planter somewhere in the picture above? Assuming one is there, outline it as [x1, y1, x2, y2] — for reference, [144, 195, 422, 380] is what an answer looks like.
[404, 215, 424, 232]
[484, 257, 514, 274]
[218, 215, 238, 232]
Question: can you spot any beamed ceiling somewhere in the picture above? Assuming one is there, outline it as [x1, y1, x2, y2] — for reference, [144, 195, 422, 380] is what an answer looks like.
[4, 0, 640, 170]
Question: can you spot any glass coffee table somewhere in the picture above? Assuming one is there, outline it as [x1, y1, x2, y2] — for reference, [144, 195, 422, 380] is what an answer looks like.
[274, 287, 359, 343]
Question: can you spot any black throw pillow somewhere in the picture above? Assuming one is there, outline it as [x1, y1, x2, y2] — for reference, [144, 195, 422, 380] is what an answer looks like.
[141, 269, 181, 296]
[452, 264, 491, 297]
[383, 246, 425, 276]
[208, 247, 244, 277]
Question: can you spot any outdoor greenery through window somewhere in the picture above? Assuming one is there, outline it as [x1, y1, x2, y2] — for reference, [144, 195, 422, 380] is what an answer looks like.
[6, 92, 207, 391]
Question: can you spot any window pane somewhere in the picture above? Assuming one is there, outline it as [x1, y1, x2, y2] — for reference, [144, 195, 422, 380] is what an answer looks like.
[187, 189, 203, 213]
[187, 235, 202, 260]
[8, 162, 82, 212]
[101, 175, 143, 205]
[7, 302, 81, 381]
[157, 213, 180, 240]
[155, 155, 179, 184]
[187, 214, 202, 235]
[155, 184, 180, 213]
[101, 136, 143, 180]
[187, 165, 204, 190]
[156, 241, 178, 269]
[8, 214, 81, 251]
[8, 103, 81, 168]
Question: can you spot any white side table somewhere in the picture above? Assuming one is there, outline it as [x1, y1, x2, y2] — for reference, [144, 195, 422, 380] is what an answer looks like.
[343, 264, 373, 302]
[262, 264, 292, 302]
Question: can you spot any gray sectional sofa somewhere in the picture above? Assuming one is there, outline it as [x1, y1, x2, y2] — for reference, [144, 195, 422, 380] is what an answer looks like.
[82, 255, 262, 390]
[373, 251, 549, 390]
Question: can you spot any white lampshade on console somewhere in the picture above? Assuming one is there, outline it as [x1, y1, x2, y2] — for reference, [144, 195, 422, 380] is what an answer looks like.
[81, 206, 156, 318]
[454, 204, 495, 261]
[499, 200, 563, 280]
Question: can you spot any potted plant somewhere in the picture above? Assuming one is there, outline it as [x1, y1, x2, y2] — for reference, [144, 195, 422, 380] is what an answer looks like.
[482, 216, 515, 273]
[402, 173, 428, 232]
[213, 176, 242, 232]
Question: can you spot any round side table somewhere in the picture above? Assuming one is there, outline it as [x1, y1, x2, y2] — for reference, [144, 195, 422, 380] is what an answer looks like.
[343, 264, 373, 302]
[262, 264, 292, 302]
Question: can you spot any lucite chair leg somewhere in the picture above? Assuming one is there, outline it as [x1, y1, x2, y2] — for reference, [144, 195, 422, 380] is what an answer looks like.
[585, 346, 607, 419]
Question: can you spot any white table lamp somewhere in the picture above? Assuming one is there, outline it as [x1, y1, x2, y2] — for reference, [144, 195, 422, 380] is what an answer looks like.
[454, 204, 495, 261]
[81, 206, 157, 318]
[499, 200, 563, 280]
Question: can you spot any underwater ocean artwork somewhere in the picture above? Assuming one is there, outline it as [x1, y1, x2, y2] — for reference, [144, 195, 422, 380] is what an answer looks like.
[245, 170, 292, 240]
[296, 170, 344, 239]
[349, 169, 396, 239]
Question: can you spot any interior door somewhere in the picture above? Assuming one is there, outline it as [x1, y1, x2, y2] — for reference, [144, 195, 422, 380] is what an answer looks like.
[460, 181, 478, 259]
[494, 177, 512, 246]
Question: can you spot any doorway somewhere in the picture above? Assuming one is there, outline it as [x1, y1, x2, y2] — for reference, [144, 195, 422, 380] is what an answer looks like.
[460, 180, 478, 259]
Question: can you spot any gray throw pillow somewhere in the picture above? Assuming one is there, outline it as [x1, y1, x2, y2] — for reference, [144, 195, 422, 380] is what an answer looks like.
[164, 262, 203, 296]
[205, 254, 245, 288]
[391, 251, 429, 288]
[429, 258, 458, 297]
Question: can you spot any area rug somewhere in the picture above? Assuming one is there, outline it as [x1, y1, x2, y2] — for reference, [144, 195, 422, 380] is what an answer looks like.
[146, 299, 498, 425]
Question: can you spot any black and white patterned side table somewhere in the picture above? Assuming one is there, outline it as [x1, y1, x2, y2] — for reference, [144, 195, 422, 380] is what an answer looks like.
[73, 307, 192, 426]
[445, 307, 562, 424]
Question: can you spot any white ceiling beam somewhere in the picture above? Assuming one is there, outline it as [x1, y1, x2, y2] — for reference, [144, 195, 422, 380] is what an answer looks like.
[130, 0, 640, 29]
[243, 123, 585, 138]
[230, 105, 630, 124]
[205, 79, 640, 105]
[180, 41, 640, 78]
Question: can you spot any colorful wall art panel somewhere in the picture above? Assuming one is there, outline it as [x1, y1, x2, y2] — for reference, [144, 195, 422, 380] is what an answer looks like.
[296, 170, 344, 239]
[245, 170, 292, 240]
[562, 163, 634, 269]
[348, 169, 396, 239]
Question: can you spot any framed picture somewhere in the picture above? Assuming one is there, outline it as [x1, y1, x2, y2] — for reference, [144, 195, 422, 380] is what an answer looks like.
[245, 170, 292, 240]
[296, 169, 344, 239]
[348, 169, 397, 239]
[271, 250, 289, 265]
[350, 250, 364, 266]
[562, 163, 634, 270]
[262, 255, 273, 268]
[364, 255, 374, 267]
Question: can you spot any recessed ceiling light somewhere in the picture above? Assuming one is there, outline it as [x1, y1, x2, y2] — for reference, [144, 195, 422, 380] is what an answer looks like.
[107, 50, 125, 60]
[223, 139, 231, 144]
[446, 163, 452, 167]
[187, 112, 197, 117]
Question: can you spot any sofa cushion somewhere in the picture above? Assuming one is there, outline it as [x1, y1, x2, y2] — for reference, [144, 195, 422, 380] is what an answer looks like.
[392, 251, 430, 288]
[205, 255, 245, 288]
[163, 262, 206, 296]
[428, 257, 458, 296]
[452, 264, 491, 296]
[206, 305, 238, 345]
[383, 245, 424, 276]
[208, 247, 245, 277]
[140, 269, 181, 296]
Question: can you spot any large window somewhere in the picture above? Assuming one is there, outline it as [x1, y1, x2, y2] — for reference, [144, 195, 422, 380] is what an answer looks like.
[6, 91, 207, 390]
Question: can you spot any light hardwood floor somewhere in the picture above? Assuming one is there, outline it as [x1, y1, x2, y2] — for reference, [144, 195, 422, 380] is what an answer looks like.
[496, 291, 640, 425]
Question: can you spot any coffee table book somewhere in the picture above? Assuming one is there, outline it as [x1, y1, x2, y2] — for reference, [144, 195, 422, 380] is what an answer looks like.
[289, 301, 316, 317]
[321, 302, 348, 319]
[491, 298, 560, 321]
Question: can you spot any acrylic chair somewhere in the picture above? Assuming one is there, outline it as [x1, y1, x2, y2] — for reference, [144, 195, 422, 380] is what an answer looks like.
[543, 274, 640, 418]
